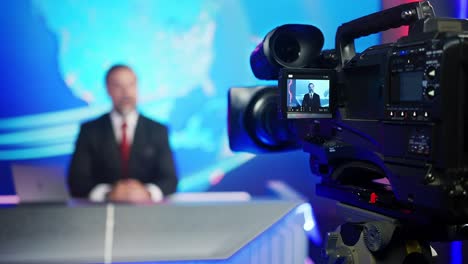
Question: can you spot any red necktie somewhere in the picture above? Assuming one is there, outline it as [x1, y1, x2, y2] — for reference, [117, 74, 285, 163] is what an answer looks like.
[120, 122, 130, 178]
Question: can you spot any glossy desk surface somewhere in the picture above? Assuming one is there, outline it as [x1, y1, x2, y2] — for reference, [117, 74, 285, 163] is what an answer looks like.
[0, 200, 305, 263]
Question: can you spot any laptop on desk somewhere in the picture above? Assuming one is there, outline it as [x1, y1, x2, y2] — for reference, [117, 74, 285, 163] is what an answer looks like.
[11, 164, 70, 204]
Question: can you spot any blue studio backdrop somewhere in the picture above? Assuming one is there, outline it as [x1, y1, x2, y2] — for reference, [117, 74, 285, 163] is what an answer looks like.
[0, 0, 380, 195]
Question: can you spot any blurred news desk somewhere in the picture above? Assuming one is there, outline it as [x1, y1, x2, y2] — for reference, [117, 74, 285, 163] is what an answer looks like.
[0, 196, 308, 264]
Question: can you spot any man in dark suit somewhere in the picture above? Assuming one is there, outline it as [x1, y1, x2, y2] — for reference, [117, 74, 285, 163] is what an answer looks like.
[302, 82, 321, 111]
[68, 64, 178, 203]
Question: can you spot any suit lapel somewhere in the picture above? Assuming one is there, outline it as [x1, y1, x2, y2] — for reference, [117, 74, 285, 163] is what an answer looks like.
[102, 114, 122, 175]
[129, 115, 146, 176]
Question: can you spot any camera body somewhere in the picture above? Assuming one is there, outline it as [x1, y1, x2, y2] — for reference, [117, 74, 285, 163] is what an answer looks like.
[228, 0, 468, 229]
[305, 20, 468, 225]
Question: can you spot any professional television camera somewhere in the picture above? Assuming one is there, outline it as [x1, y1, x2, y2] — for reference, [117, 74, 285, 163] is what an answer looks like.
[228, 1, 468, 262]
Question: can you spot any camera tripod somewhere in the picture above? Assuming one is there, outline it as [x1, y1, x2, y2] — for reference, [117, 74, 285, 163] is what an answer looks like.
[322, 203, 439, 264]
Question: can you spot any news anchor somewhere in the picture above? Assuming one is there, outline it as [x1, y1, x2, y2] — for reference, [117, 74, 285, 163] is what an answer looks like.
[68, 64, 178, 203]
[302, 82, 321, 111]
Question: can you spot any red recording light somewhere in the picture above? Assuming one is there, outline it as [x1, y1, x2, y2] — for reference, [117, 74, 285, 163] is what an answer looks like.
[370, 192, 378, 204]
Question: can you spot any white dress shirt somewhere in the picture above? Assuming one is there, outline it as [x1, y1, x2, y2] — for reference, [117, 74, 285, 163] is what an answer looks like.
[110, 109, 139, 145]
[88, 109, 164, 202]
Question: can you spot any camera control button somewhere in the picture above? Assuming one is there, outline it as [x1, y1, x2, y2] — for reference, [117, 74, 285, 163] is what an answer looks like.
[425, 86, 436, 99]
[426, 66, 437, 80]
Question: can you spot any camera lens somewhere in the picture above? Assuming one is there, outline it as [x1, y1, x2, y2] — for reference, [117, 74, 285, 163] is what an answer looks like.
[273, 34, 301, 63]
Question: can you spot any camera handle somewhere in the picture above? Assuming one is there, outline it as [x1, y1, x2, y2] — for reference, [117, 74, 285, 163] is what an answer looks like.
[335, 0, 435, 67]
[323, 203, 436, 264]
